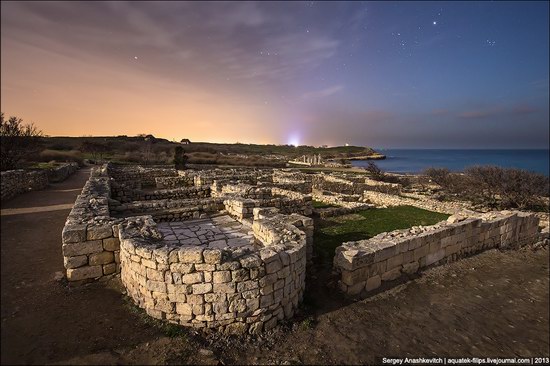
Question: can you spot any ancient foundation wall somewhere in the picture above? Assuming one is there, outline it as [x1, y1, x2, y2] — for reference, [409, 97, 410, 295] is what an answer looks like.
[107, 164, 177, 188]
[47, 162, 79, 183]
[61, 168, 122, 281]
[111, 197, 224, 221]
[312, 175, 401, 195]
[1, 169, 48, 201]
[155, 175, 195, 189]
[334, 211, 541, 297]
[119, 214, 307, 334]
[112, 185, 211, 203]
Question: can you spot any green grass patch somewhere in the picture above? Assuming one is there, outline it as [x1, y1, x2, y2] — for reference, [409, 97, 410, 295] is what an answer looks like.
[312, 200, 336, 209]
[314, 205, 449, 266]
[28, 162, 59, 170]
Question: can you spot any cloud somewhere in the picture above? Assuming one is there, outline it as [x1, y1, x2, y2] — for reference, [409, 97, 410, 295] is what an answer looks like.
[458, 106, 503, 119]
[431, 109, 449, 116]
[511, 104, 538, 115]
[302, 85, 344, 99]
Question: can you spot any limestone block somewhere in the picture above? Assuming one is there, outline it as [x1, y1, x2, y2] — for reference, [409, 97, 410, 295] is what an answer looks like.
[381, 267, 401, 281]
[62, 224, 87, 243]
[237, 280, 258, 292]
[386, 253, 404, 270]
[62, 240, 103, 256]
[402, 262, 419, 274]
[103, 237, 120, 251]
[347, 281, 366, 296]
[192, 283, 213, 294]
[213, 282, 236, 294]
[240, 254, 262, 268]
[87, 224, 113, 240]
[64, 255, 87, 269]
[176, 303, 193, 315]
[67, 265, 103, 281]
[265, 259, 282, 274]
[217, 261, 241, 271]
[203, 249, 222, 264]
[425, 249, 445, 266]
[179, 247, 204, 263]
[146, 280, 167, 293]
[141, 258, 157, 269]
[136, 246, 152, 259]
[187, 294, 205, 305]
[195, 263, 216, 271]
[366, 275, 381, 291]
[146, 268, 164, 281]
[170, 263, 194, 274]
[213, 271, 231, 283]
[182, 272, 203, 284]
[89, 251, 114, 266]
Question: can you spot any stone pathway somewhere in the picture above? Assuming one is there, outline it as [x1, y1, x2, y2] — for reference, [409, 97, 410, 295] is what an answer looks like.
[157, 215, 257, 249]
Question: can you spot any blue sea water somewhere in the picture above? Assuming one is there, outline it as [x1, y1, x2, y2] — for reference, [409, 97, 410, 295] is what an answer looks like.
[351, 149, 549, 176]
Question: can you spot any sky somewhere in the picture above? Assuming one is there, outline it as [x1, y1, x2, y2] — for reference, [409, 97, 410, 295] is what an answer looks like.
[1, 1, 549, 148]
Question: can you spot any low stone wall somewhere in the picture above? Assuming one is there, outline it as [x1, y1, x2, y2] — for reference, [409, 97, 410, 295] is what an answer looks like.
[107, 164, 177, 188]
[312, 174, 401, 196]
[111, 185, 210, 203]
[119, 214, 307, 334]
[61, 167, 122, 281]
[47, 162, 79, 183]
[362, 191, 475, 215]
[111, 197, 224, 219]
[1, 169, 48, 201]
[334, 211, 541, 297]
[155, 175, 195, 189]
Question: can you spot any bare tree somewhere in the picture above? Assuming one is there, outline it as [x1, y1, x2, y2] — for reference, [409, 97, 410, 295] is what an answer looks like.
[0, 113, 43, 170]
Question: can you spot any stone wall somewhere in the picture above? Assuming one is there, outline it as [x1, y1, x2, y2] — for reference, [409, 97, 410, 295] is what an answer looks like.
[333, 211, 542, 297]
[155, 175, 195, 189]
[118, 214, 307, 334]
[107, 164, 177, 188]
[312, 174, 401, 196]
[111, 197, 224, 221]
[47, 162, 79, 183]
[1, 169, 48, 201]
[111, 185, 210, 203]
[362, 191, 476, 215]
[61, 167, 122, 281]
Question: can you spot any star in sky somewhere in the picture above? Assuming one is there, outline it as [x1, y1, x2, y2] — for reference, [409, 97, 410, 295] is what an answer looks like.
[433, 21, 437, 25]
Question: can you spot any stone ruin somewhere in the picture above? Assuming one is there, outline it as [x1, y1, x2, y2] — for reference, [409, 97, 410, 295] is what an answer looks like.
[61, 163, 547, 334]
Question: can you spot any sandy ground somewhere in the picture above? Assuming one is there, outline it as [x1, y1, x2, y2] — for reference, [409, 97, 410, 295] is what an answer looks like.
[1, 168, 548, 365]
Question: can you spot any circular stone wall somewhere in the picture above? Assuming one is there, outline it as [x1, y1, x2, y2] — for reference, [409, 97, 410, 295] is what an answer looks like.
[118, 215, 307, 334]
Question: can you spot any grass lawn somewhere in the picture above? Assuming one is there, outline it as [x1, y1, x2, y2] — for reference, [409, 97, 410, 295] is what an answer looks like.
[314, 205, 449, 267]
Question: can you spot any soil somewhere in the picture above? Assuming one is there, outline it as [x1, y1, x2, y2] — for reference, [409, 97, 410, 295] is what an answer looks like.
[1, 168, 548, 365]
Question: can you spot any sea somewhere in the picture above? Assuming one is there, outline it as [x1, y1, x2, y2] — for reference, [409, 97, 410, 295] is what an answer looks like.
[351, 149, 549, 176]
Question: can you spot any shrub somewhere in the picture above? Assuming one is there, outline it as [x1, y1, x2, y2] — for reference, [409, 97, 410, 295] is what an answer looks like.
[424, 165, 549, 210]
[38, 149, 84, 166]
[0, 113, 43, 170]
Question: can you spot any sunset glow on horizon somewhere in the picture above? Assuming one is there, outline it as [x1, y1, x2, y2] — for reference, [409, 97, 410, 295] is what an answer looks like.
[1, 1, 548, 148]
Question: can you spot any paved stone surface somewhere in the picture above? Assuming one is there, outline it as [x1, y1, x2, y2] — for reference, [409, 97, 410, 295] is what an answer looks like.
[157, 215, 257, 249]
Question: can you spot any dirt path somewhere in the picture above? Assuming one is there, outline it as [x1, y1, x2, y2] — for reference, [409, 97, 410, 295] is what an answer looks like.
[1, 169, 548, 364]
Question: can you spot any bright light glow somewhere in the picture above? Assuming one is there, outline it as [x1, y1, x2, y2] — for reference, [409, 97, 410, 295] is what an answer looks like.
[287, 132, 300, 146]
[345, 143, 349, 146]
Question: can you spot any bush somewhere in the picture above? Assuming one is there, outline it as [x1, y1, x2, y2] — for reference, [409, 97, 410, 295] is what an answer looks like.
[366, 162, 411, 187]
[38, 149, 84, 166]
[0, 113, 43, 170]
[424, 165, 549, 210]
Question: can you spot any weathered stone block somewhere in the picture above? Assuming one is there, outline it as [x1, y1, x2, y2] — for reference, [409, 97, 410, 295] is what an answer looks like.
[182, 272, 203, 284]
[87, 224, 113, 240]
[67, 265, 103, 281]
[89, 251, 114, 266]
[103, 237, 120, 251]
[62, 240, 103, 256]
[192, 283, 213, 294]
[366, 275, 381, 291]
[203, 249, 222, 264]
[213, 271, 231, 283]
[62, 224, 87, 243]
[63, 255, 87, 269]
